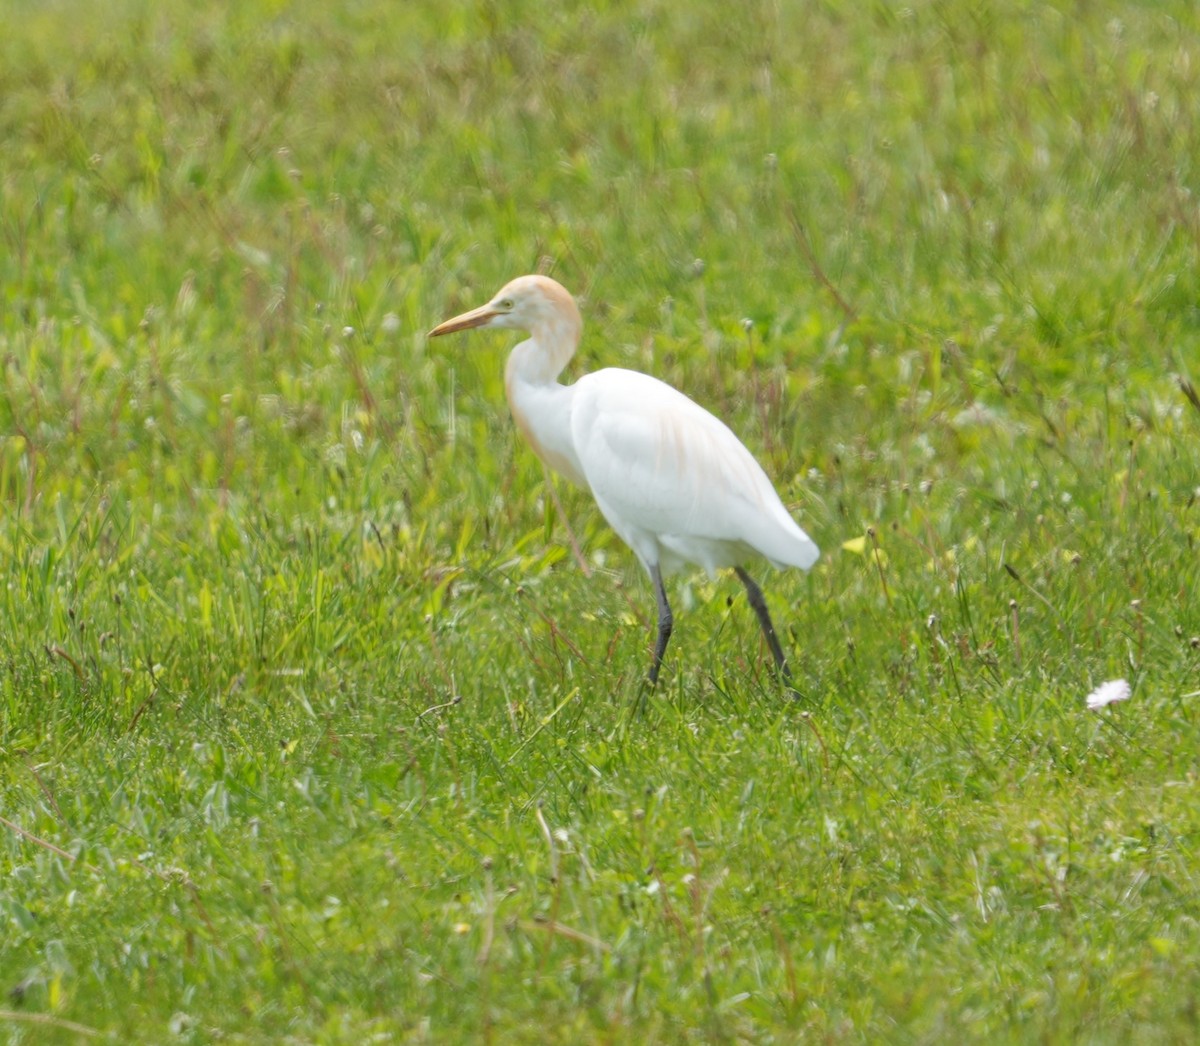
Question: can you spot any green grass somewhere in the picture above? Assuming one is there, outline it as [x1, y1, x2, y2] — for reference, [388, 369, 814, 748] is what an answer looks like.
[2, 0, 1200, 1040]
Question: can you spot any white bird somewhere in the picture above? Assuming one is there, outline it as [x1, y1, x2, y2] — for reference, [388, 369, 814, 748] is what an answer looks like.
[429, 275, 819, 688]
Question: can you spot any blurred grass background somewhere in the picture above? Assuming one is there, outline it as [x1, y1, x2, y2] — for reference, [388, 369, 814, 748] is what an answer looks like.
[2, 0, 1199, 1041]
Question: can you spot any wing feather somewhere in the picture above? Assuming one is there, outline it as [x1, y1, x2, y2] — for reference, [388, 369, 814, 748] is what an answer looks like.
[569, 369, 818, 571]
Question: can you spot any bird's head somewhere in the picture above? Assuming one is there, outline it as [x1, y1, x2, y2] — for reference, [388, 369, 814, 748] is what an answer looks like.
[428, 275, 580, 339]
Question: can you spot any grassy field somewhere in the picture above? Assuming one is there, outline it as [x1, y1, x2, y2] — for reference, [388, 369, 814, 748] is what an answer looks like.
[2, 0, 1200, 1040]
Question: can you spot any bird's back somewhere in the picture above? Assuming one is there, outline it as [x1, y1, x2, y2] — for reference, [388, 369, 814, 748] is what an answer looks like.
[568, 368, 819, 576]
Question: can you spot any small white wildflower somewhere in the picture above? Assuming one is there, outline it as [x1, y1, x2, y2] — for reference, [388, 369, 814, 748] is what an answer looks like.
[381, 312, 401, 334]
[824, 816, 839, 844]
[1086, 678, 1131, 711]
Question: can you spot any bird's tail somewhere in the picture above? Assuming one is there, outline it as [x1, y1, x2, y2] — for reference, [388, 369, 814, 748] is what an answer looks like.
[753, 511, 820, 571]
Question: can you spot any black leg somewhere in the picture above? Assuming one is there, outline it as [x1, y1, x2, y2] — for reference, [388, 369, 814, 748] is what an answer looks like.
[734, 566, 792, 683]
[648, 563, 673, 686]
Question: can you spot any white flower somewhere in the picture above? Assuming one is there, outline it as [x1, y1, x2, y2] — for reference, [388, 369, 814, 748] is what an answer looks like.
[1086, 679, 1131, 711]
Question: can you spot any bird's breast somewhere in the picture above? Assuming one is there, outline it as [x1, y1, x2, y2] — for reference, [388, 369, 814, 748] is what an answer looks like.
[504, 374, 588, 488]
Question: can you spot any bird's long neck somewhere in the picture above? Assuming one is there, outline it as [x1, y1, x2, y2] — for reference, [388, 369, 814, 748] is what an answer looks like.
[504, 309, 581, 388]
[503, 311, 587, 487]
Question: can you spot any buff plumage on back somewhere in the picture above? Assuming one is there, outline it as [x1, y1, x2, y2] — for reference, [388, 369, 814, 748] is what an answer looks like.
[429, 275, 819, 688]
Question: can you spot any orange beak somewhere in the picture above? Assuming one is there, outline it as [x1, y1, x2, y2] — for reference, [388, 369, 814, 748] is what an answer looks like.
[427, 302, 499, 338]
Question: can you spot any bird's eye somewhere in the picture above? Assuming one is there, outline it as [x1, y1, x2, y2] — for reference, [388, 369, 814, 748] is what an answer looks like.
[499, 298, 514, 310]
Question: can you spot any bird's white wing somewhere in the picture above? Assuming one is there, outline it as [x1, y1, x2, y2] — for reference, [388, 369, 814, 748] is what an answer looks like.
[569, 368, 818, 574]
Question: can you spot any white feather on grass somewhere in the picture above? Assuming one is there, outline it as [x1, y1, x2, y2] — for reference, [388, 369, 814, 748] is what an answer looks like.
[1086, 678, 1132, 710]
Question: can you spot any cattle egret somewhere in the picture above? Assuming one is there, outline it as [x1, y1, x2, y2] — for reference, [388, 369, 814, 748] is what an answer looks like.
[429, 275, 819, 688]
